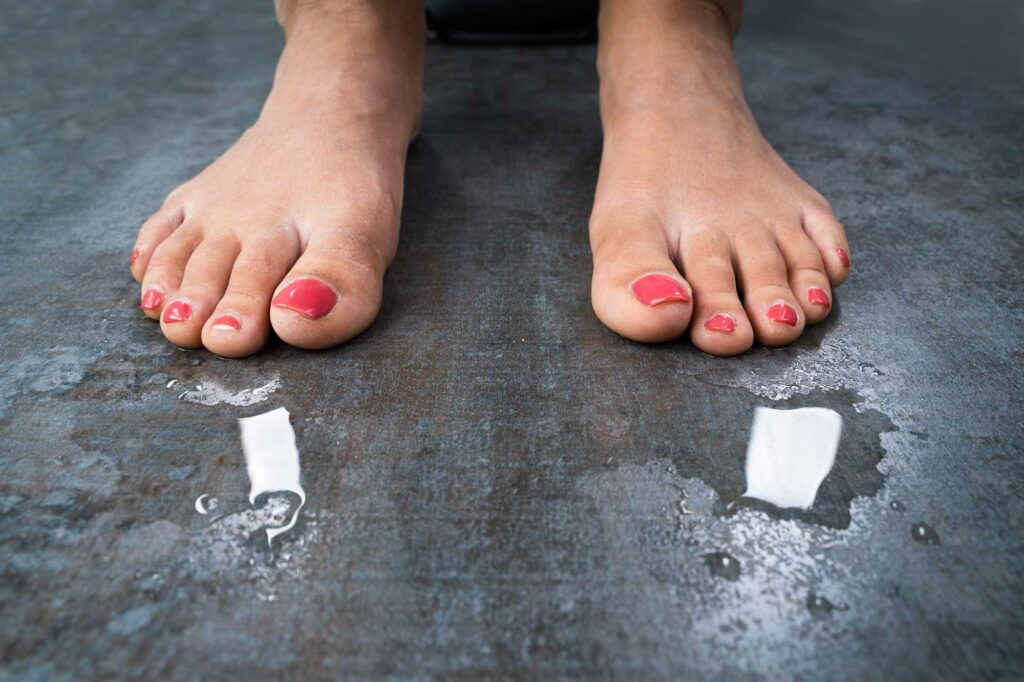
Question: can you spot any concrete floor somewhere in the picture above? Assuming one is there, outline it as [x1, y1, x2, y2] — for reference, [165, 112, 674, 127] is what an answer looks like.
[1, 1, 1022, 679]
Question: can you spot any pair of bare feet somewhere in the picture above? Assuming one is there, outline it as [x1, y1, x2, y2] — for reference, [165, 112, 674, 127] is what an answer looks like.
[130, 0, 850, 358]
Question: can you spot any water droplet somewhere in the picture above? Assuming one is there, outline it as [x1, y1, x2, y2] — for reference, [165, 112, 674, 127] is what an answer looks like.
[889, 500, 905, 512]
[910, 521, 940, 545]
[194, 494, 218, 515]
[704, 552, 741, 581]
[806, 591, 836, 617]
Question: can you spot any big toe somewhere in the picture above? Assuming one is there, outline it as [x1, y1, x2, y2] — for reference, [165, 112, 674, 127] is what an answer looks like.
[590, 212, 692, 343]
[270, 234, 385, 350]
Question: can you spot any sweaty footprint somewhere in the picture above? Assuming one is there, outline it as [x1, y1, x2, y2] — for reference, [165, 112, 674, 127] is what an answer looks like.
[130, 1, 425, 357]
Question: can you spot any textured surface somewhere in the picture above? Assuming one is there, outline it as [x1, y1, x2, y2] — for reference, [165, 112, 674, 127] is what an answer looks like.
[1, 1, 1023, 679]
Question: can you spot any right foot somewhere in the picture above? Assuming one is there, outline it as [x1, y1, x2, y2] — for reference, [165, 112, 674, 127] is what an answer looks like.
[130, 0, 425, 356]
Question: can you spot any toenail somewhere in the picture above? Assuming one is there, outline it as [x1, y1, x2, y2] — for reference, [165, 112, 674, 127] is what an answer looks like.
[162, 300, 192, 324]
[630, 274, 691, 306]
[836, 248, 850, 268]
[130, 247, 141, 268]
[767, 302, 798, 326]
[211, 312, 242, 332]
[140, 286, 164, 311]
[272, 278, 338, 319]
[704, 313, 736, 334]
[807, 287, 831, 308]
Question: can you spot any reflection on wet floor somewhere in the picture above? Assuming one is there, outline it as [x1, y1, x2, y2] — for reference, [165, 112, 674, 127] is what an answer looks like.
[711, 389, 895, 529]
[239, 407, 305, 545]
[742, 407, 843, 510]
[193, 407, 306, 546]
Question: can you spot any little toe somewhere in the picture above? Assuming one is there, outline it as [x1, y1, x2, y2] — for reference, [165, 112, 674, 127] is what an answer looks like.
[590, 212, 692, 343]
[734, 229, 805, 347]
[139, 223, 201, 320]
[131, 205, 185, 282]
[160, 234, 240, 349]
[270, 231, 386, 350]
[680, 231, 754, 356]
[776, 223, 834, 324]
[203, 231, 299, 358]
[802, 204, 851, 287]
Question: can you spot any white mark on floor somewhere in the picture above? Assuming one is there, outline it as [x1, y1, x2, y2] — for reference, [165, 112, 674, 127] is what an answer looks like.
[177, 374, 281, 407]
[194, 493, 216, 515]
[739, 335, 881, 401]
[743, 406, 843, 510]
[239, 407, 305, 546]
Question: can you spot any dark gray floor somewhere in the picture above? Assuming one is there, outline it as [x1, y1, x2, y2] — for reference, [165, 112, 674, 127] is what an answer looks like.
[1, 1, 1022, 679]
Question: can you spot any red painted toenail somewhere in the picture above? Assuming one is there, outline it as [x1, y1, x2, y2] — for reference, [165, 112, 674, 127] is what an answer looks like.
[767, 303, 798, 326]
[704, 313, 736, 334]
[807, 287, 831, 308]
[836, 248, 850, 268]
[140, 287, 164, 311]
[211, 313, 241, 332]
[272, 279, 337, 319]
[162, 300, 191, 324]
[630, 274, 690, 306]
[130, 247, 141, 268]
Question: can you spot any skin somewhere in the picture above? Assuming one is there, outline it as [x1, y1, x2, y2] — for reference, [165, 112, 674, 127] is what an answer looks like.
[130, 0, 849, 358]
[131, 0, 425, 356]
[590, 0, 850, 355]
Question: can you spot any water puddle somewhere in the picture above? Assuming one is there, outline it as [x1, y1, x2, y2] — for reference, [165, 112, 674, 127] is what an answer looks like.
[194, 407, 305, 546]
[742, 406, 842, 510]
[710, 389, 896, 529]
[176, 374, 281, 407]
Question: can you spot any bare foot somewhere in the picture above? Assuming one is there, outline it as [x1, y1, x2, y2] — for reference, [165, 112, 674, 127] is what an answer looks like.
[130, 0, 424, 356]
[589, 0, 850, 355]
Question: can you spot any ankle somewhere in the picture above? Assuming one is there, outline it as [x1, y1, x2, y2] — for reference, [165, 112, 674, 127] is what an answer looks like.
[276, 0, 422, 35]
[266, 0, 425, 135]
[597, 0, 746, 120]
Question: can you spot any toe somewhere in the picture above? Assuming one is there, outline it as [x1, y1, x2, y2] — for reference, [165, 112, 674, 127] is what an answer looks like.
[270, 231, 386, 350]
[734, 227, 805, 347]
[775, 223, 833, 325]
[160, 234, 240, 349]
[139, 223, 201, 320]
[590, 209, 692, 343]
[802, 204, 851, 287]
[203, 230, 299, 358]
[680, 230, 754, 356]
[131, 205, 185, 282]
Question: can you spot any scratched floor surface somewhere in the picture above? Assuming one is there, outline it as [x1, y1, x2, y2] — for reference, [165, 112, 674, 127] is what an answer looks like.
[1, 1, 1022, 679]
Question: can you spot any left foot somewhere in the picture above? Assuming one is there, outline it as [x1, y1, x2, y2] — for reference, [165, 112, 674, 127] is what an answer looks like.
[589, 0, 851, 355]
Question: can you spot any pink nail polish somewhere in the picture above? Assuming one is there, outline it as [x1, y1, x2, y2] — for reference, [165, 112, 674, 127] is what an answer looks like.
[807, 287, 831, 308]
[130, 247, 141, 268]
[162, 300, 191, 324]
[272, 279, 338, 319]
[836, 248, 850, 268]
[767, 302, 798, 326]
[211, 313, 241, 332]
[630, 274, 691, 306]
[140, 287, 164, 311]
[704, 313, 736, 334]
